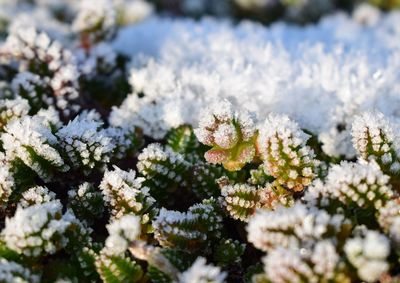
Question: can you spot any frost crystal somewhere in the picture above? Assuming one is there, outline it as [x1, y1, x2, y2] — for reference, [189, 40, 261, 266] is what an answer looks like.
[153, 201, 223, 250]
[0, 98, 30, 130]
[1, 27, 80, 115]
[0, 155, 15, 206]
[261, 241, 342, 283]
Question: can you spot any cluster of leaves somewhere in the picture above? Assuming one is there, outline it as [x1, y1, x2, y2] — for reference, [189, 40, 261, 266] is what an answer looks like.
[0, 1, 400, 283]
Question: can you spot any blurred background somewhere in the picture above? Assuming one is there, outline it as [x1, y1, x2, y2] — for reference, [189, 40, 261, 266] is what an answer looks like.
[0, 0, 399, 33]
[149, 0, 399, 24]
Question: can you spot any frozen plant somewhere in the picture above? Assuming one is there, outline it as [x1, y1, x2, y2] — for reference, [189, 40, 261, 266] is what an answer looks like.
[194, 100, 256, 171]
[323, 161, 393, 211]
[257, 113, 318, 192]
[178, 257, 226, 283]
[1, 201, 75, 257]
[247, 203, 350, 252]
[56, 113, 115, 174]
[153, 199, 223, 251]
[0, 259, 40, 283]
[1, 115, 68, 181]
[19, 185, 56, 208]
[99, 166, 157, 225]
[352, 111, 400, 175]
[73, 0, 117, 46]
[104, 214, 141, 256]
[0, 97, 30, 131]
[344, 229, 390, 282]
[1, 27, 81, 116]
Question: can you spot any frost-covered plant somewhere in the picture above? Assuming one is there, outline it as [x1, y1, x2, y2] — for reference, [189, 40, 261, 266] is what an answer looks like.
[178, 257, 227, 283]
[100, 166, 157, 227]
[73, 0, 117, 46]
[352, 111, 400, 176]
[323, 161, 393, 211]
[95, 250, 143, 283]
[19, 185, 56, 208]
[344, 229, 390, 282]
[377, 198, 400, 244]
[0, 258, 39, 283]
[56, 113, 114, 174]
[195, 100, 256, 171]
[0, 98, 30, 131]
[0, 27, 81, 116]
[2, 115, 68, 181]
[0, 156, 15, 206]
[247, 203, 351, 252]
[1, 2, 400, 282]
[103, 214, 141, 256]
[153, 199, 223, 251]
[257, 114, 318, 191]
[1, 201, 75, 257]
[258, 242, 349, 283]
[68, 182, 104, 224]
[220, 181, 268, 221]
[137, 143, 191, 198]
[11, 72, 50, 114]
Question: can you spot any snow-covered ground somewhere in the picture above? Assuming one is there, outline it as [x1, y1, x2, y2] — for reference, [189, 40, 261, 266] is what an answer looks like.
[111, 9, 400, 157]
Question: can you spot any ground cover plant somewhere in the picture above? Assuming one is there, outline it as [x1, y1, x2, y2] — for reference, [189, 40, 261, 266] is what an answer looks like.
[1, 0, 400, 282]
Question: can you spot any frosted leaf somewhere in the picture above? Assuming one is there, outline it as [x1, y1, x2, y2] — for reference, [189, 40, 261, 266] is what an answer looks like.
[19, 186, 56, 208]
[257, 113, 317, 191]
[262, 242, 342, 283]
[104, 214, 141, 255]
[100, 166, 156, 220]
[377, 198, 400, 245]
[153, 201, 223, 250]
[0, 97, 30, 131]
[194, 100, 256, 170]
[247, 203, 349, 252]
[0, 259, 40, 283]
[2, 27, 81, 115]
[352, 111, 400, 174]
[1, 115, 68, 181]
[73, 0, 117, 44]
[178, 257, 226, 283]
[2, 200, 75, 257]
[0, 155, 14, 206]
[344, 230, 390, 283]
[324, 161, 393, 210]
[56, 114, 114, 173]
